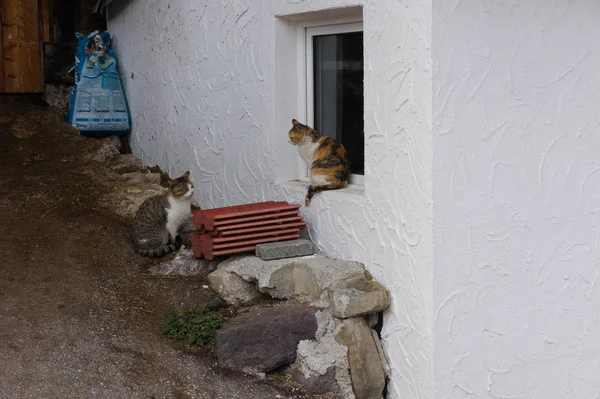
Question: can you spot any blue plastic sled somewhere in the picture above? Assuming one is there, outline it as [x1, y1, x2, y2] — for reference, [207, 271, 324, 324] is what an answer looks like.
[67, 30, 131, 136]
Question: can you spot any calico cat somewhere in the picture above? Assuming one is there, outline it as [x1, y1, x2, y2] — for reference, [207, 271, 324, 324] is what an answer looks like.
[288, 119, 350, 206]
[132, 171, 196, 257]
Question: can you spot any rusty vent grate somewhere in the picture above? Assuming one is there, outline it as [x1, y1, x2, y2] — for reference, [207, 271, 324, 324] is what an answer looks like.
[191, 201, 307, 260]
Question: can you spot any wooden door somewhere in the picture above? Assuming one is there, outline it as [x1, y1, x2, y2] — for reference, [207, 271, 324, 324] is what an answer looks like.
[0, 0, 43, 93]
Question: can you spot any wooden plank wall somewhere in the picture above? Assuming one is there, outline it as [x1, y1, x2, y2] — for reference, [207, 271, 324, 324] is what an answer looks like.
[0, 0, 43, 93]
[40, 0, 50, 43]
[0, 4, 3, 90]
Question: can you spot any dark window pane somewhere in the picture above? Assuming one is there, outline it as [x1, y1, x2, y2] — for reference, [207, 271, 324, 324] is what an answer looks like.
[313, 31, 364, 175]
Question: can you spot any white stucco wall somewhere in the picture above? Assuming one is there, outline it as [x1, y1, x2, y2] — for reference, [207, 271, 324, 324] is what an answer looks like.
[107, 1, 433, 398]
[433, 1, 600, 398]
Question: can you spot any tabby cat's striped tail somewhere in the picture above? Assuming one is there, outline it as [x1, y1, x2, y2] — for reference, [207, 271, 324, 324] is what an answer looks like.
[135, 241, 182, 257]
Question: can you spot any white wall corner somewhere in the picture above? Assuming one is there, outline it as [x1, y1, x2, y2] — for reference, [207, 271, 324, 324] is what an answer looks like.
[107, 1, 435, 398]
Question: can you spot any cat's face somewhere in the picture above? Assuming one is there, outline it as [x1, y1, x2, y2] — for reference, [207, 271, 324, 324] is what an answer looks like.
[168, 171, 194, 199]
[288, 119, 311, 145]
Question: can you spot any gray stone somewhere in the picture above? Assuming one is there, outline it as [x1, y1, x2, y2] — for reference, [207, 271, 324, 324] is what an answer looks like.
[255, 239, 314, 260]
[216, 303, 319, 372]
[370, 328, 390, 379]
[335, 318, 386, 399]
[214, 255, 366, 302]
[89, 137, 120, 162]
[267, 263, 321, 300]
[293, 310, 355, 399]
[109, 154, 143, 174]
[285, 365, 339, 395]
[106, 135, 123, 152]
[149, 248, 217, 277]
[121, 171, 161, 185]
[327, 276, 390, 318]
[207, 267, 262, 305]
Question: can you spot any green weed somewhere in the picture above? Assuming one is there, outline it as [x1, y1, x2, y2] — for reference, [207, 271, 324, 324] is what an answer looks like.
[161, 308, 224, 347]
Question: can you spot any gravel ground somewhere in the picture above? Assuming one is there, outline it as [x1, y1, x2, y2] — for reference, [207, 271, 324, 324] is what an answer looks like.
[0, 95, 309, 399]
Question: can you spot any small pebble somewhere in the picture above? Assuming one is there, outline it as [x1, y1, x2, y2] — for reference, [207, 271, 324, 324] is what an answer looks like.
[202, 285, 209, 289]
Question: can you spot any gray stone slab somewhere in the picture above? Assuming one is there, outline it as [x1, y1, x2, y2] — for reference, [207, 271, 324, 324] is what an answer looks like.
[212, 254, 366, 302]
[255, 239, 314, 260]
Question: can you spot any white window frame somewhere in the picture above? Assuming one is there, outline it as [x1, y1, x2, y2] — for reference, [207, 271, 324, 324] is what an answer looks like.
[297, 21, 364, 186]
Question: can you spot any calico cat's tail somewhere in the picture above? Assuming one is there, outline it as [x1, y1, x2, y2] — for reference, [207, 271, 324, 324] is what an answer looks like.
[305, 182, 345, 206]
[135, 240, 182, 257]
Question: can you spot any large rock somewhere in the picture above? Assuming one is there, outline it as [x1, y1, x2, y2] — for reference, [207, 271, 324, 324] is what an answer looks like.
[216, 303, 319, 372]
[212, 255, 366, 303]
[291, 310, 355, 398]
[335, 318, 387, 399]
[207, 267, 262, 305]
[327, 276, 390, 318]
[149, 248, 218, 277]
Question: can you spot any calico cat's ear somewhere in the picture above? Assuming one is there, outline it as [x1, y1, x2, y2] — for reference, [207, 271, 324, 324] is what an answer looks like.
[183, 171, 190, 179]
[292, 119, 300, 126]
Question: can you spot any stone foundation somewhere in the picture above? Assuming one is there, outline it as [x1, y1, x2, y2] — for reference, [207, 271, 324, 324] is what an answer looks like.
[208, 254, 390, 398]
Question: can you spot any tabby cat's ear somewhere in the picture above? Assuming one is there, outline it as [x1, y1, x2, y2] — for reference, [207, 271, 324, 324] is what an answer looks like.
[167, 179, 177, 187]
[292, 119, 300, 126]
[183, 171, 190, 179]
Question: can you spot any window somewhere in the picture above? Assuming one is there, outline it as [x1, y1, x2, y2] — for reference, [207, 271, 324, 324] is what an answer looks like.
[302, 23, 364, 185]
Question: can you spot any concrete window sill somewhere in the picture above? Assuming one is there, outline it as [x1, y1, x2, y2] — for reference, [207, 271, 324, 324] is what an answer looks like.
[277, 180, 365, 198]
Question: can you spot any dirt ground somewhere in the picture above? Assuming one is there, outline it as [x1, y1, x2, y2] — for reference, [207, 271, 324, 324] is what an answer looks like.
[0, 95, 308, 399]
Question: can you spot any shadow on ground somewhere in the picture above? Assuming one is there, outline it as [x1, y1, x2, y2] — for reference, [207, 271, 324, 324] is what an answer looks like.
[0, 95, 309, 399]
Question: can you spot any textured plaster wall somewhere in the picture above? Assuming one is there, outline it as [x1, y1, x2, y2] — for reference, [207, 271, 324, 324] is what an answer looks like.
[108, 1, 433, 398]
[433, 1, 600, 398]
[108, 0, 278, 205]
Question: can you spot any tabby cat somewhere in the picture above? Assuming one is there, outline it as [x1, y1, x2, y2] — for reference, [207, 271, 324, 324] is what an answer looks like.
[132, 171, 196, 257]
[288, 119, 350, 206]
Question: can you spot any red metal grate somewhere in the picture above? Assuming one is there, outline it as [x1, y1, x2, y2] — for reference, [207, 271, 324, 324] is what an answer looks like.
[191, 201, 307, 260]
